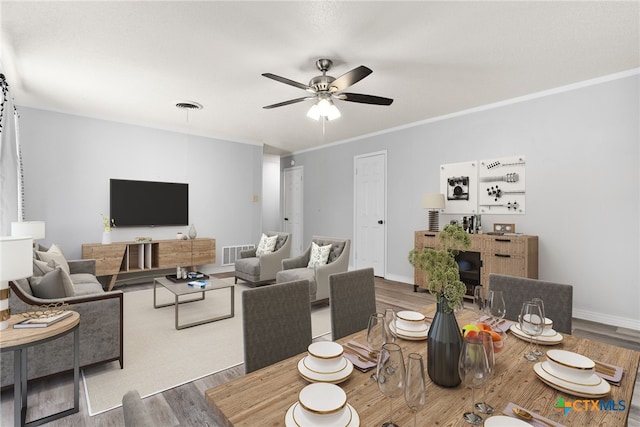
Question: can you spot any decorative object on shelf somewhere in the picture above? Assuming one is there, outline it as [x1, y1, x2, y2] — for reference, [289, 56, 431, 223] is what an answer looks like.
[134, 237, 153, 243]
[176, 232, 183, 240]
[493, 223, 515, 233]
[422, 193, 445, 232]
[11, 220, 46, 245]
[189, 224, 197, 239]
[101, 214, 115, 245]
[408, 223, 471, 387]
[0, 236, 33, 330]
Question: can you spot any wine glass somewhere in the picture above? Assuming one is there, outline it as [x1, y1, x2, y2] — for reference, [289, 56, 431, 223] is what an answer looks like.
[531, 298, 545, 357]
[473, 286, 485, 320]
[368, 312, 387, 381]
[384, 308, 397, 343]
[459, 335, 490, 425]
[488, 290, 506, 327]
[377, 342, 405, 427]
[405, 352, 426, 427]
[519, 301, 543, 362]
[474, 331, 495, 415]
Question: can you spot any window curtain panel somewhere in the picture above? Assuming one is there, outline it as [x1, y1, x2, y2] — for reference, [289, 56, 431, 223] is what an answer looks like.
[0, 73, 23, 235]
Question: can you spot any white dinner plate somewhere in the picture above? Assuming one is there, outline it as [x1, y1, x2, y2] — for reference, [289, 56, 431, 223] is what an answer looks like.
[390, 321, 429, 340]
[483, 415, 531, 426]
[509, 324, 563, 345]
[298, 356, 353, 384]
[540, 361, 601, 386]
[533, 362, 611, 398]
[303, 355, 349, 374]
[285, 402, 360, 426]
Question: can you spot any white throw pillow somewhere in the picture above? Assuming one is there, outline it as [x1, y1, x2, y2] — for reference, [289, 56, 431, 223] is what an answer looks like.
[307, 242, 332, 268]
[36, 244, 70, 274]
[256, 234, 278, 256]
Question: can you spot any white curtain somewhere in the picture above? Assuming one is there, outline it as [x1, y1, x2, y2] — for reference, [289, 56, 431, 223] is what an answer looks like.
[0, 72, 23, 235]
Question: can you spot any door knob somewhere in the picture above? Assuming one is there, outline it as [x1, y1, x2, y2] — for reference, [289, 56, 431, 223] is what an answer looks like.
[284, 218, 289, 221]
[378, 220, 384, 224]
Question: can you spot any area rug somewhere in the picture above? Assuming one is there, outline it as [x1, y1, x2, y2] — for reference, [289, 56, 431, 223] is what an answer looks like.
[82, 280, 332, 415]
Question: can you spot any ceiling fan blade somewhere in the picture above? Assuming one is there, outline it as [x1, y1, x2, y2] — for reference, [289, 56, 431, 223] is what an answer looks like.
[329, 66, 372, 92]
[262, 73, 313, 92]
[337, 92, 394, 106]
[263, 97, 313, 109]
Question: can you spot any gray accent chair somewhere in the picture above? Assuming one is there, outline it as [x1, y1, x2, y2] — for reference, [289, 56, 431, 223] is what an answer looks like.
[122, 390, 156, 427]
[1, 259, 124, 389]
[329, 268, 377, 341]
[234, 231, 291, 286]
[242, 280, 312, 373]
[276, 236, 351, 304]
[489, 274, 573, 334]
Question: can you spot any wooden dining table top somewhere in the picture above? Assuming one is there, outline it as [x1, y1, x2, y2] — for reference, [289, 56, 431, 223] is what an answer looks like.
[205, 305, 639, 426]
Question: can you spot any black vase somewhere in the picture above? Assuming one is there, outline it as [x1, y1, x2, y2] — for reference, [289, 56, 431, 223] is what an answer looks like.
[427, 298, 463, 387]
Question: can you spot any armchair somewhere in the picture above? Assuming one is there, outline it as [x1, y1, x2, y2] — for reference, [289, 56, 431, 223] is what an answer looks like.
[276, 236, 350, 304]
[234, 231, 291, 286]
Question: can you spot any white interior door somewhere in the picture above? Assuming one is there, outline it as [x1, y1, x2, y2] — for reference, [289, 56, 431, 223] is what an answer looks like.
[283, 166, 304, 256]
[354, 151, 386, 276]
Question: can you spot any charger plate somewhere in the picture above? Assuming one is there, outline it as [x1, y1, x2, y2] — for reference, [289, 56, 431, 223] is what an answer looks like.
[484, 415, 530, 426]
[285, 402, 360, 427]
[534, 362, 611, 398]
[298, 357, 353, 384]
[390, 321, 429, 341]
[510, 324, 563, 345]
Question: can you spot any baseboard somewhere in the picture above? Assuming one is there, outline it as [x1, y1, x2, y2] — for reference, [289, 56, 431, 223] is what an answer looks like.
[383, 273, 414, 285]
[573, 308, 640, 332]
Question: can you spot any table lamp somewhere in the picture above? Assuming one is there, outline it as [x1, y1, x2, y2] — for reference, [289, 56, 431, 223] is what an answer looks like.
[11, 220, 46, 245]
[422, 193, 445, 232]
[0, 236, 33, 329]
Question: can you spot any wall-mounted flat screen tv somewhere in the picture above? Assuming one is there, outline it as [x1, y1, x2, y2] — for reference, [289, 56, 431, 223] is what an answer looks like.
[110, 179, 189, 227]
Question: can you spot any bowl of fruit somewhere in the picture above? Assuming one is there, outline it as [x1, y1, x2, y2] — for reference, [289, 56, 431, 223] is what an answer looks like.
[461, 322, 505, 354]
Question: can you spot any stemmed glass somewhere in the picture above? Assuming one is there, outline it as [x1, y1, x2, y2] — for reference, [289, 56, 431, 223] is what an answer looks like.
[368, 313, 387, 381]
[519, 301, 543, 362]
[377, 342, 405, 427]
[473, 286, 486, 320]
[384, 308, 397, 343]
[474, 331, 495, 415]
[488, 290, 506, 327]
[531, 298, 545, 357]
[459, 335, 491, 425]
[405, 353, 426, 427]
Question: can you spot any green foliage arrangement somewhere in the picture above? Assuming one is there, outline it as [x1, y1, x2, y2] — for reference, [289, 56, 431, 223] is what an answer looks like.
[408, 223, 471, 313]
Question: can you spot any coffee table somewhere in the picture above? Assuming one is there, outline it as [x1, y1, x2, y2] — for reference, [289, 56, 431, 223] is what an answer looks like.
[153, 277, 234, 330]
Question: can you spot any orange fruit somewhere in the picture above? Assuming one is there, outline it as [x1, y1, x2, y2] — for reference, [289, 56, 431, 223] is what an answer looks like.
[476, 322, 493, 332]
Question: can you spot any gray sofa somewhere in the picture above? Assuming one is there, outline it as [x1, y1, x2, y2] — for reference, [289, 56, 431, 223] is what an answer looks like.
[235, 231, 291, 286]
[1, 256, 123, 388]
[276, 236, 350, 304]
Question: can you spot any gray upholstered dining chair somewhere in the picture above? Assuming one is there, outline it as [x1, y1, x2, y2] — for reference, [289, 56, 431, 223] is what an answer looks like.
[242, 279, 312, 373]
[122, 390, 156, 427]
[489, 274, 573, 334]
[329, 268, 377, 341]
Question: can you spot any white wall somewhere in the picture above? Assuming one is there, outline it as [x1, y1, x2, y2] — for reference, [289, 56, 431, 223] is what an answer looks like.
[283, 73, 640, 330]
[262, 153, 281, 233]
[17, 107, 263, 270]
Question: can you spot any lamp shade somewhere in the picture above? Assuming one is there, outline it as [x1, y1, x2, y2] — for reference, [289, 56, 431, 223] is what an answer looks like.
[0, 236, 33, 281]
[422, 193, 445, 209]
[11, 221, 46, 240]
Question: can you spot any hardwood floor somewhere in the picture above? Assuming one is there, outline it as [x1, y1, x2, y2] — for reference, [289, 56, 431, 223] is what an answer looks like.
[1, 274, 638, 426]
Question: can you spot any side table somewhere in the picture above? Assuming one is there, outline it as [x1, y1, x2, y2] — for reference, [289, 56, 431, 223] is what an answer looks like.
[0, 311, 80, 427]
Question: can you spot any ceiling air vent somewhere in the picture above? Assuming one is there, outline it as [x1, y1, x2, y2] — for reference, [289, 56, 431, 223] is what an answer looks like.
[175, 101, 203, 110]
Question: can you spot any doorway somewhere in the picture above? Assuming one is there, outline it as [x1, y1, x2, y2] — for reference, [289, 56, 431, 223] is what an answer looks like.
[354, 151, 387, 276]
[283, 166, 304, 256]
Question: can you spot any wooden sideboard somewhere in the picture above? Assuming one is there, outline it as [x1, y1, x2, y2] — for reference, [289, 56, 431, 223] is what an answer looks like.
[82, 238, 216, 290]
[414, 230, 538, 298]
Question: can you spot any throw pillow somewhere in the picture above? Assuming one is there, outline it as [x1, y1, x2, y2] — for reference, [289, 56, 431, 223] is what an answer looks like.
[33, 258, 55, 277]
[29, 267, 75, 298]
[256, 234, 278, 256]
[36, 244, 70, 274]
[307, 242, 332, 268]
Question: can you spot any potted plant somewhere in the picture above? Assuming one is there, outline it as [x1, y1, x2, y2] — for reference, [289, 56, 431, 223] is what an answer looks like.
[408, 223, 471, 387]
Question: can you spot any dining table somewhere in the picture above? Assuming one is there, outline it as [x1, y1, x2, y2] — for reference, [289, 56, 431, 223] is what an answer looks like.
[205, 304, 639, 426]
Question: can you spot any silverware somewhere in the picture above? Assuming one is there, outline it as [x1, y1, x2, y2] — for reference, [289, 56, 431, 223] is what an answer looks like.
[342, 347, 371, 363]
[512, 407, 555, 427]
[346, 341, 378, 358]
[594, 362, 617, 376]
[343, 344, 377, 362]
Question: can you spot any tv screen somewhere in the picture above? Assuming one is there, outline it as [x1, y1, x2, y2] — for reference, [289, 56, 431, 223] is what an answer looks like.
[110, 179, 189, 227]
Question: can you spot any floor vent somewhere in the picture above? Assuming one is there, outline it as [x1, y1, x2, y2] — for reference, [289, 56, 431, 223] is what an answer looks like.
[222, 244, 255, 266]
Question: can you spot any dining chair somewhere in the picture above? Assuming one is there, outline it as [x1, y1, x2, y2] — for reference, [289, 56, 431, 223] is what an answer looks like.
[122, 390, 155, 427]
[242, 279, 312, 373]
[489, 274, 573, 334]
[329, 268, 377, 341]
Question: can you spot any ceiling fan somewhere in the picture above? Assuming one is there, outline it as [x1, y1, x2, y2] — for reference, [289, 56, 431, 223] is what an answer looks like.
[262, 58, 393, 121]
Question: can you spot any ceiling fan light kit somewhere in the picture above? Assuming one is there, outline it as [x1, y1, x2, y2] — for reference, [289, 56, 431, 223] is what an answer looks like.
[263, 58, 393, 120]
